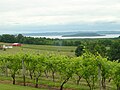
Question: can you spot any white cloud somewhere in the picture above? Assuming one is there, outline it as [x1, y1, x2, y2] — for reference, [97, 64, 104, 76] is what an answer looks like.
[0, 0, 120, 26]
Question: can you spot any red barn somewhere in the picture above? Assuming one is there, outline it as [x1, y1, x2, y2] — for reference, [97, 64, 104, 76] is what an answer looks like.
[11, 43, 22, 46]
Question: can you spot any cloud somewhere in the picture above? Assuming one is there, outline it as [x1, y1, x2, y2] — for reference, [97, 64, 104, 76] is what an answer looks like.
[0, 0, 120, 26]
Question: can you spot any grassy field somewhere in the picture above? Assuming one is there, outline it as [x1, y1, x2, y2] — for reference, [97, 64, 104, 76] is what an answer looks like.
[0, 43, 76, 56]
[0, 75, 116, 90]
[0, 84, 47, 90]
[22, 44, 76, 52]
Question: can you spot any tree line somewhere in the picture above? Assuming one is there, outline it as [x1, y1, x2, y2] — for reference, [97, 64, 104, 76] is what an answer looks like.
[75, 39, 120, 62]
[0, 34, 82, 46]
[0, 34, 120, 47]
[1, 34, 115, 46]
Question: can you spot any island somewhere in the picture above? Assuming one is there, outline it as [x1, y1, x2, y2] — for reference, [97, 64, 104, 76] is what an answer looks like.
[62, 32, 105, 37]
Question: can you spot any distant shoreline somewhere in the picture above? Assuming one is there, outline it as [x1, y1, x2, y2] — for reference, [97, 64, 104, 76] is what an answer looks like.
[28, 34, 120, 39]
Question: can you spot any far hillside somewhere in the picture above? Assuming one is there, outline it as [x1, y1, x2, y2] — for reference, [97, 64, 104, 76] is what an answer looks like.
[62, 32, 104, 37]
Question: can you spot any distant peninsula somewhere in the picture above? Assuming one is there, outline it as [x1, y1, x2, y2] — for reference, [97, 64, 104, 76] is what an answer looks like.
[62, 32, 105, 37]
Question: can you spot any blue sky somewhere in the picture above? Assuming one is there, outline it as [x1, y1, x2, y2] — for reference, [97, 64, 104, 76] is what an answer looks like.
[0, 0, 120, 33]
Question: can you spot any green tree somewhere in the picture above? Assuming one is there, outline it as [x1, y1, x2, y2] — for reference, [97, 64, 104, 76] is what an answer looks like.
[57, 56, 74, 90]
[86, 42, 107, 57]
[97, 56, 112, 89]
[112, 61, 120, 90]
[82, 52, 98, 90]
[45, 54, 60, 82]
[108, 41, 120, 61]
[16, 34, 24, 43]
[7, 54, 21, 84]
[75, 45, 84, 57]
[71, 57, 83, 85]
[1, 34, 16, 43]
[34, 54, 45, 88]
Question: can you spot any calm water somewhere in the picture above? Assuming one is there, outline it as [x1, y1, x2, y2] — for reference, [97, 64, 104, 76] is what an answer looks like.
[29, 34, 120, 39]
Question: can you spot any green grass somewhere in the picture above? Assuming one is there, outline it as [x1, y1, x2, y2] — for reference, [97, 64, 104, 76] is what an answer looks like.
[0, 75, 116, 90]
[0, 43, 76, 56]
[22, 44, 76, 52]
[0, 76, 90, 90]
[0, 84, 47, 90]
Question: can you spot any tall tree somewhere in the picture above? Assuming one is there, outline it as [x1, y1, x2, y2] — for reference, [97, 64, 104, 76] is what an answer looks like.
[108, 41, 120, 61]
[75, 45, 84, 57]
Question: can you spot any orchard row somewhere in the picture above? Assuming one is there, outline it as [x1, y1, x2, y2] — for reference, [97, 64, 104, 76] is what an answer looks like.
[0, 52, 120, 90]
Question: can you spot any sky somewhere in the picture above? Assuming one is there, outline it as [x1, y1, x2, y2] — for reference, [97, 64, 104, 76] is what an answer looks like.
[0, 0, 120, 33]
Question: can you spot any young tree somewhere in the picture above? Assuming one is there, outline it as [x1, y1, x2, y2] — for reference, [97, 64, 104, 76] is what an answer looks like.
[57, 56, 74, 90]
[24, 53, 36, 80]
[46, 54, 61, 82]
[7, 54, 21, 85]
[34, 54, 45, 88]
[82, 52, 98, 90]
[99, 57, 112, 89]
[112, 61, 120, 90]
[71, 57, 83, 85]
[0, 55, 9, 77]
